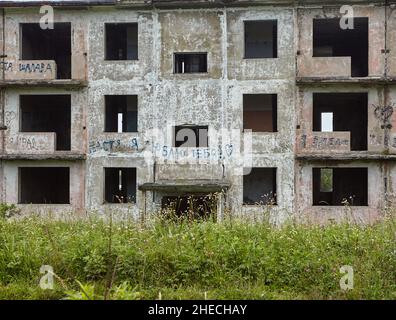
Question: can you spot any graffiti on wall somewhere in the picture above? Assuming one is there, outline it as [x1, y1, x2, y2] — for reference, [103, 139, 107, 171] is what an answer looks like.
[300, 134, 349, 150]
[9, 136, 40, 151]
[373, 103, 394, 126]
[372, 103, 395, 148]
[152, 143, 234, 161]
[1, 61, 54, 75]
[89, 138, 139, 154]
[4, 111, 16, 126]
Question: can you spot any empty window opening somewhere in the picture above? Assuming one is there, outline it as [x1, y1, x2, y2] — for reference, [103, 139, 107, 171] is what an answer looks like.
[243, 94, 277, 132]
[161, 195, 215, 220]
[20, 95, 71, 151]
[174, 125, 208, 148]
[19, 167, 69, 204]
[313, 168, 368, 206]
[105, 23, 138, 60]
[244, 20, 277, 59]
[313, 93, 368, 151]
[243, 168, 277, 205]
[313, 18, 368, 77]
[104, 168, 136, 203]
[174, 53, 207, 73]
[21, 23, 71, 79]
[105, 95, 138, 133]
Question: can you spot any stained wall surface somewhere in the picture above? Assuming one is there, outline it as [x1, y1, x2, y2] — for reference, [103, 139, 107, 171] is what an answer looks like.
[0, 1, 394, 223]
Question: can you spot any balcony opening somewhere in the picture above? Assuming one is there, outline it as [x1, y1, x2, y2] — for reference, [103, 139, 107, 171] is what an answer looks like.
[105, 95, 138, 132]
[19, 167, 69, 204]
[313, 18, 368, 77]
[174, 125, 208, 148]
[313, 93, 368, 151]
[104, 168, 136, 203]
[243, 94, 277, 132]
[20, 95, 71, 151]
[105, 23, 138, 60]
[174, 53, 207, 73]
[21, 23, 71, 79]
[161, 195, 215, 220]
[243, 168, 277, 205]
[244, 20, 277, 59]
[313, 168, 368, 206]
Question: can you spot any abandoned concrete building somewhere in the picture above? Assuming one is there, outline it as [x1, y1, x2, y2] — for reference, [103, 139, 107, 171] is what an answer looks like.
[0, 0, 396, 224]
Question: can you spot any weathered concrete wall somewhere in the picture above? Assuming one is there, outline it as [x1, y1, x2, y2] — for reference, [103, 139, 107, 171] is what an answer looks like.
[227, 8, 295, 80]
[0, 2, 394, 223]
[386, 5, 396, 78]
[84, 6, 296, 221]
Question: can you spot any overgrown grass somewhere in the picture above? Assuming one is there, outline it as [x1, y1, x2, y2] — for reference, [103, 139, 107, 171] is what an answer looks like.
[0, 215, 394, 300]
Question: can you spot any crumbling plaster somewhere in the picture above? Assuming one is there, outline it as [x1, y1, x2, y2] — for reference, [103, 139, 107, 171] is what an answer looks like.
[84, 6, 296, 220]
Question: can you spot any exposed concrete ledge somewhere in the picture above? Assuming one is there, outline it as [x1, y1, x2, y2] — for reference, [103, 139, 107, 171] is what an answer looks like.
[296, 77, 396, 85]
[0, 80, 88, 89]
[139, 180, 231, 193]
[0, 153, 87, 161]
[296, 153, 396, 161]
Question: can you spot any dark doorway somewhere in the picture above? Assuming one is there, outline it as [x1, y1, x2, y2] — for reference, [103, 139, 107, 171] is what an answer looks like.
[243, 94, 277, 132]
[105, 23, 138, 60]
[20, 95, 71, 151]
[244, 20, 277, 58]
[313, 167, 368, 206]
[21, 23, 71, 79]
[19, 167, 70, 204]
[105, 95, 138, 133]
[161, 194, 216, 220]
[104, 168, 136, 203]
[313, 93, 368, 151]
[313, 18, 368, 77]
[243, 168, 277, 205]
[174, 53, 207, 73]
[174, 125, 209, 148]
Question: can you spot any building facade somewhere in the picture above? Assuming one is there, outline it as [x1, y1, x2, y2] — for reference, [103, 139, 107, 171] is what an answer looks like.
[0, 0, 395, 224]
